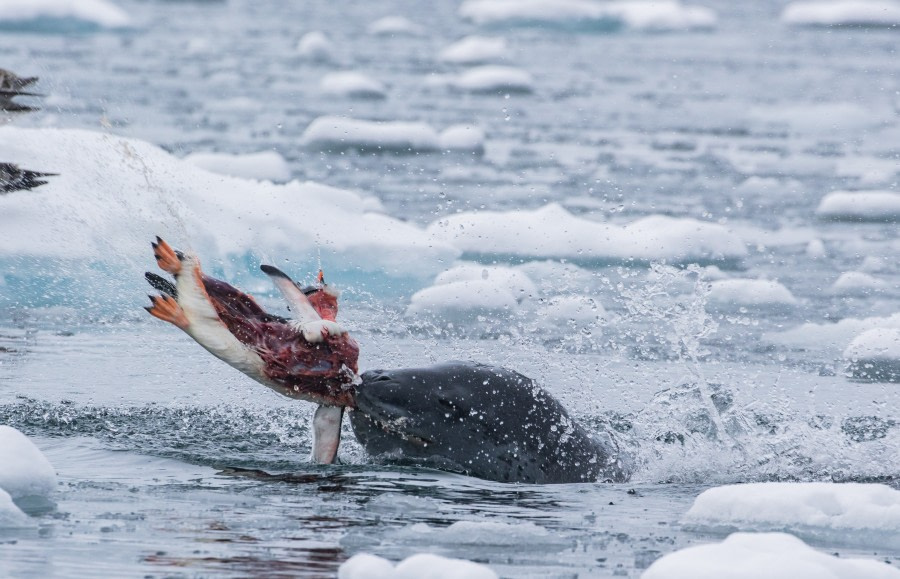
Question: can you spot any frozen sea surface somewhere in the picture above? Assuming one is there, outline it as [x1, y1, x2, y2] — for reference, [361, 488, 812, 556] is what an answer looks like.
[1, 0, 898, 577]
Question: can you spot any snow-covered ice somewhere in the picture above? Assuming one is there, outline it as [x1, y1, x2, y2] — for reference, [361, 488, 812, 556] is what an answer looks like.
[367, 16, 423, 36]
[300, 116, 441, 153]
[429, 65, 534, 94]
[433, 264, 537, 299]
[439, 36, 510, 65]
[0, 488, 31, 529]
[0, 127, 458, 291]
[642, 532, 900, 579]
[844, 328, 900, 381]
[0, 0, 130, 29]
[339, 552, 498, 579]
[438, 125, 486, 153]
[707, 279, 798, 308]
[0, 426, 56, 501]
[683, 482, 900, 549]
[427, 203, 747, 264]
[459, 0, 717, 31]
[320, 72, 387, 99]
[297, 31, 334, 62]
[782, 1, 900, 26]
[183, 151, 291, 182]
[816, 190, 900, 222]
[830, 271, 887, 296]
[406, 280, 519, 319]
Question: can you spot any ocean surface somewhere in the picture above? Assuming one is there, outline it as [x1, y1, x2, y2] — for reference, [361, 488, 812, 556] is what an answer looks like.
[1, 0, 898, 576]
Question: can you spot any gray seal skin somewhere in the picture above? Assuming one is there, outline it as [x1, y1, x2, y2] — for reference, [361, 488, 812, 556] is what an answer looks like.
[350, 361, 626, 484]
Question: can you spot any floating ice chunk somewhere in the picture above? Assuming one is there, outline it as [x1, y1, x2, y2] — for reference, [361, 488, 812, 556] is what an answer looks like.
[707, 279, 797, 307]
[439, 36, 510, 65]
[0, 426, 56, 501]
[0, 126, 459, 297]
[367, 16, 424, 36]
[844, 328, 900, 382]
[430, 65, 534, 94]
[861, 255, 888, 273]
[816, 190, 900, 222]
[682, 483, 900, 550]
[642, 532, 900, 579]
[751, 103, 884, 135]
[427, 203, 747, 264]
[320, 72, 387, 99]
[406, 279, 519, 318]
[301, 116, 440, 153]
[459, 0, 717, 31]
[184, 151, 291, 182]
[831, 271, 887, 295]
[540, 295, 607, 327]
[438, 124, 486, 153]
[434, 264, 536, 299]
[734, 176, 803, 195]
[782, 1, 900, 26]
[765, 313, 900, 353]
[398, 520, 563, 547]
[805, 238, 827, 259]
[0, 0, 131, 29]
[339, 552, 498, 579]
[0, 488, 31, 529]
[297, 31, 334, 62]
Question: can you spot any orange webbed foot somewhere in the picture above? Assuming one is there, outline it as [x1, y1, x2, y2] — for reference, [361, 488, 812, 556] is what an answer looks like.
[152, 236, 182, 275]
[145, 294, 189, 330]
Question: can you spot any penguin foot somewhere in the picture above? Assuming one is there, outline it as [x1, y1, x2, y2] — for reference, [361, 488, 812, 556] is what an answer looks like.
[145, 294, 189, 329]
[152, 236, 182, 275]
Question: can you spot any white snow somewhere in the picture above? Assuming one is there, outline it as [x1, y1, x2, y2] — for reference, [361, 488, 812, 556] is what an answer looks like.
[367, 16, 423, 36]
[183, 151, 291, 182]
[339, 552, 498, 579]
[427, 203, 748, 264]
[439, 36, 510, 65]
[438, 125, 486, 153]
[816, 190, 900, 222]
[459, 0, 717, 31]
[297, 31, 335, 62]
[0, 488, 31, 529]
[434, 264, 537, 298]
[707, 279, 798, 307]
[782, 1, 900, 26]
[0, 127, 459, 283]
[429, 65, 534, 94]
[406, 279, 519, 318]
[844, 328, 900, 381]
[682, 483, 900, 549]
[642, 532, 900, 579]
[0, 426, 56, 501]
[830, 271, 887, 295]
[320, 71, 387, 99]
[301, 116, 441, 152]
[0, 0, 131, 28]
[765, 312, 900, 353]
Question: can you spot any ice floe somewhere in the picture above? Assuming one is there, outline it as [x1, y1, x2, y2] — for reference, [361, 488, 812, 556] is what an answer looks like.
[427, 203, 747, 264]
[428, 65, 534, 94]
[406, 280, 519, 319]
[438, 124, 486, 153]
[816, 190, 900, 222]
[0, 488, 31, 528]
[320, 71, 387, 99]
[301, 116, 440, 153]
[682, 483, 900, 550]
[339, 552, 497, 579]
[844, 328, 900, 381]
[830, 271, 887, 296]
[642, 532, 900, 579]
[0, 0, 131, 30]
[707, 279, 798, 308]
[0, 426, 56, 501]
[782, 1, 900, 27]
[367, 16, 423, 36]
[539, 295, 607, 328]
[297, 31, 335, 62]
[765, 312, 900, 354]
[459, 0, 717, 31]
[0, 126, 459, 301]
[433, 264, 537, 299]
[183, 151, 291, 182]
[393, 520, 563, 548]
[439, 36, 510, 65]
